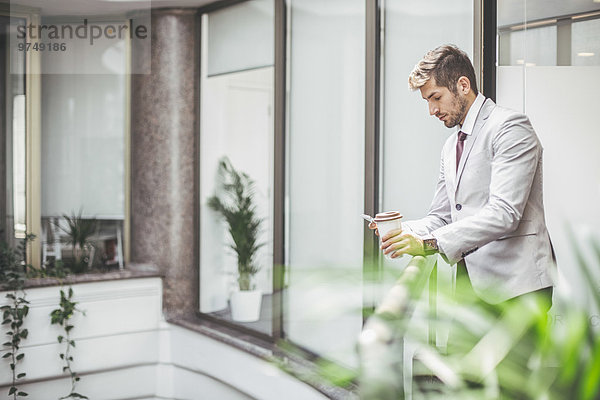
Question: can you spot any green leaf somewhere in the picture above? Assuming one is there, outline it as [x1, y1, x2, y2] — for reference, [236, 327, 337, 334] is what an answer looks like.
[17, 392, 28, 396]
[580, 338, 600, 400]
[3, 352, 12, 358]
[8, 386, 16, 395]
[58, 335, 64, 343]
[70, 340, 76, 347]
[16, 353, 24, 360]
[17, 372, 26, 379]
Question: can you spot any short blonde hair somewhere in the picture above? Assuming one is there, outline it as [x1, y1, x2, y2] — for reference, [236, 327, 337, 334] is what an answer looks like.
[408, 44, 478, 95]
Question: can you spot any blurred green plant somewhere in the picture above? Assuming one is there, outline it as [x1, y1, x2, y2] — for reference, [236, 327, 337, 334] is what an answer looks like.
[270, 235, 600, 400]
[207, 157, 264, 291]
[55, 211, 97, 274]
[356, 234, 600, 400]
[0, 233, 35, 399]
[26, 259, 69, 279]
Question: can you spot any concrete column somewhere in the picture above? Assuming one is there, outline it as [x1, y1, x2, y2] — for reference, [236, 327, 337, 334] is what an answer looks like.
[130, 9, 199, 318]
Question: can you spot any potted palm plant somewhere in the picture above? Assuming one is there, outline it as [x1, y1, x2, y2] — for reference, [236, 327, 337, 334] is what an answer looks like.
[56, 211, 97, 273]
[207, 157, 265, 322]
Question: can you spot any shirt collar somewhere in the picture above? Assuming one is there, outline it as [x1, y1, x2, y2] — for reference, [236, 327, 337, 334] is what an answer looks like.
[458, 92, 486, 135]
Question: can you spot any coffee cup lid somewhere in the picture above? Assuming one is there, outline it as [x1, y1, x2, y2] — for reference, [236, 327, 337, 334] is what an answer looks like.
[373, 211, 403, 223]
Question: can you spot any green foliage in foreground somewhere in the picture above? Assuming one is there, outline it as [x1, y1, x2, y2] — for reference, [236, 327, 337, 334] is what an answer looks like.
[372, 236, 600, 399]
[281, 235, 600, 400]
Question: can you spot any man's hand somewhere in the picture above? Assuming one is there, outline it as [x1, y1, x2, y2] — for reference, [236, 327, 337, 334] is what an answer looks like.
[381, 230, 425, 258]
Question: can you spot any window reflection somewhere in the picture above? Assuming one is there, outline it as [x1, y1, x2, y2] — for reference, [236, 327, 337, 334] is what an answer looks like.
[199, 0, 274, 335]
[40, 20, 127, 270]
[1, 16, 26, 244]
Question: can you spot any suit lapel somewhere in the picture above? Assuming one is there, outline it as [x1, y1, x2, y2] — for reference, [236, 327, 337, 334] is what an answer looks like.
[455, 98, 495, 192]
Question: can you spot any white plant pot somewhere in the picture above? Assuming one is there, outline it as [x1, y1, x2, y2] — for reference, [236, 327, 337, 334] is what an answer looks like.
[230, 290, 263, 322]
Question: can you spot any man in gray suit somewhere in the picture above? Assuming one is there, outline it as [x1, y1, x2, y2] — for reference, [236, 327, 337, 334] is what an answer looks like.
[374, 44, 554, 305]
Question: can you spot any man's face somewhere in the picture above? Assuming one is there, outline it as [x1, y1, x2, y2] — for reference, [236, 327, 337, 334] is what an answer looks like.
[419, 77, 468, 128]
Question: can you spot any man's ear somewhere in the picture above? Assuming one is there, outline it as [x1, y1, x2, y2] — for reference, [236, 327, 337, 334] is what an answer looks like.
[456, 76, 471, 95]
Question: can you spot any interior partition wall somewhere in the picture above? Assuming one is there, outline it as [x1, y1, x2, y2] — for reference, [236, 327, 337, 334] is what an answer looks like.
[495, 0, 600, 311]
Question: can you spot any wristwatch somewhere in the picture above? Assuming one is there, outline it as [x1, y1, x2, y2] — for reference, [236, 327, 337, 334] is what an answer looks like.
[422, 236, 439, 255]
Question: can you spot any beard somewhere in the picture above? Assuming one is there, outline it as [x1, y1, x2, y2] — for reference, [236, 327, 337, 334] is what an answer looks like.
[444, 94, 469, 128]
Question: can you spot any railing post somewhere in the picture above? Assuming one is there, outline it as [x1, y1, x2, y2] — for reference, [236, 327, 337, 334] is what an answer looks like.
[358, 255, 437, 399]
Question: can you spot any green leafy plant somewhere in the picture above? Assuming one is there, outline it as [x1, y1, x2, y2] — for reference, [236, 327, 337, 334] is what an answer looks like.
[207, 157, 264, 291]
[357, 234, 600, 400]
[50, 287, 87, 400]
[0, 233, 35, 399]
[55, 211, 97, 274]
[26, 259, 69, 279]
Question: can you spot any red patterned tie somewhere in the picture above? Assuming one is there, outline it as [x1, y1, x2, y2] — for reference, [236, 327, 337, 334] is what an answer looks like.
[456, 131, 467, 172]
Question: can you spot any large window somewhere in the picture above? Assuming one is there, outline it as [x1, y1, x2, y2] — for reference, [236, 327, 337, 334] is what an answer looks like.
[496, 1, 600, 307]
[199, 0, 275, 335]
[40, 19, 128, 270]
[197, 0, 477, 364]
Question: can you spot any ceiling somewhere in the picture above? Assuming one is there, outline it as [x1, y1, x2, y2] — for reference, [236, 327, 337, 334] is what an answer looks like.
[10, 0, 216, 16]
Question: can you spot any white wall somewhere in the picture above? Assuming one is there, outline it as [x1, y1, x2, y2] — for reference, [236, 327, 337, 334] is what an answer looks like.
[0, 278, 327, 400]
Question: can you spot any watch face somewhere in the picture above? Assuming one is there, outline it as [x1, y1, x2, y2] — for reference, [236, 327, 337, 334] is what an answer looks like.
[424, 239, 438, 251]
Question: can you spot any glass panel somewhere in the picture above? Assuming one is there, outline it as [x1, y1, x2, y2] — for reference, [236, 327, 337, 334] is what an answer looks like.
[497, 2, 600, 309]
[381, 0, 474, 345]
[199, 1, 274, 336]
[207, 0, 274, 76]
[284, 0, 365, 366]
[498, 26, 557, 66]
[1, 16, 26, 245]
[572, 19, 600, 66]
[40, 20, 127, 270]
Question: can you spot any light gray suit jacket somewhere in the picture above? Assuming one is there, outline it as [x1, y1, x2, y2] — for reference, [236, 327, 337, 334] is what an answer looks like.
[406, 98, 554, 304]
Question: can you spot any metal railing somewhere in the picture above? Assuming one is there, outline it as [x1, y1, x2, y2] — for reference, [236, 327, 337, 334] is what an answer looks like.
[358, 255, 437, 399]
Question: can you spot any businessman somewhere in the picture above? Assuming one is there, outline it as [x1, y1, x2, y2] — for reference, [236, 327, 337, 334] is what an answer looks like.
[373, 44, 554, 305]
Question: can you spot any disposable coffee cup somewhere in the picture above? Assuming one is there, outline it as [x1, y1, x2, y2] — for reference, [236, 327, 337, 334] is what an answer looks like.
[374, 211, 403, 260]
